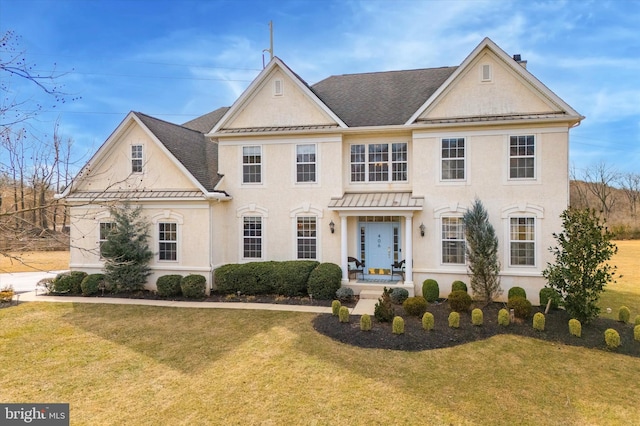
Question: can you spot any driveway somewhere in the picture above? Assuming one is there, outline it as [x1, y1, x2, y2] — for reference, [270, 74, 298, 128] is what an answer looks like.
[0, 271, 67, 293]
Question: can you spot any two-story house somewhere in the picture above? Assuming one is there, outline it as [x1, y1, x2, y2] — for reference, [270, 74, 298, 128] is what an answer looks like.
[60, 38, 583, 303]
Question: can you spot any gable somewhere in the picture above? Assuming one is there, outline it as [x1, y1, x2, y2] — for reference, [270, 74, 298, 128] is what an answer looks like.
[73, 117, 200, 194]
[225, 68, 338, 130]
[419, 48, 562, 121]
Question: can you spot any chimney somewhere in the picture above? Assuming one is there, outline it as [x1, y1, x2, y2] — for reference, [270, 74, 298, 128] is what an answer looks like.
[513, 54, 527, 69]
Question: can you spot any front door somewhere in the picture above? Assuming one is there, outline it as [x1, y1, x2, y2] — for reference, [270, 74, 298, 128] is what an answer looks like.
[365, 222, 394, 275]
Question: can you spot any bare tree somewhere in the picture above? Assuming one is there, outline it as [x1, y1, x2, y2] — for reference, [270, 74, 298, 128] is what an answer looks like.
[617, 172, 640, 217]
[570, 165, 590, 209]
[582, 161, 619, 217]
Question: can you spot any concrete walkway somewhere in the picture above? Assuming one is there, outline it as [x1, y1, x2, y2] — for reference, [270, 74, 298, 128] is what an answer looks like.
[5, 271, 379, 315]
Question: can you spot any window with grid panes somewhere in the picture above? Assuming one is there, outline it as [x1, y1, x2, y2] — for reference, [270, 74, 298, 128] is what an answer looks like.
[296, 144, 316, 183]
[510, 217, 535, 265]
[242, 146, 262, 183]
[158, 222, 177, 261]
[243, 216, 262, 258]
[509, 135, 535, 179]
[441, 138, 465, 180]
[296, 217, 317, 259]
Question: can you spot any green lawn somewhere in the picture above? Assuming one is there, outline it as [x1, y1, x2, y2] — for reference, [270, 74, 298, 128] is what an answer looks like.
[1, 242, 639, 425]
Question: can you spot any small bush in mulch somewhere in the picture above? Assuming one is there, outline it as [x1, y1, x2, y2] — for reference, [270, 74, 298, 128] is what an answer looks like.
[312, 301, 640, 357]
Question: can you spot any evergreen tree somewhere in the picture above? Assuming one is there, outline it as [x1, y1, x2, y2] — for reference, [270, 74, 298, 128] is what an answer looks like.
[543, 208, 617, 324]
[101, 203, 153, 292]
[463, 198, 502, 303]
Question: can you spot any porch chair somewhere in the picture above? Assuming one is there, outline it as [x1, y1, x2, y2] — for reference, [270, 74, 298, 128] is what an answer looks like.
[391, 259, 405, 281]
[347, 256, 365, 280]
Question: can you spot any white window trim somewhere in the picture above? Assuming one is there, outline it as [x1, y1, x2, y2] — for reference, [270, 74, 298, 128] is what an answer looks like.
[151, 211, 183, 263]
[241, 145, 264, 186]
[440, 216, 466, 266]
[290, 204, 323, 261]
[434, 203, 468, 268]
[480, 63, 492, 83]
[501, 204, 544, 269]
[294, 143, 318, 185]
[237, 204, 269, 261]
[439, 137, 467, 183]
[507, 134, 538, 182]
[349, 142, 409, 183]
[273, 78, 283, 96]
[131, 143, 144, 174]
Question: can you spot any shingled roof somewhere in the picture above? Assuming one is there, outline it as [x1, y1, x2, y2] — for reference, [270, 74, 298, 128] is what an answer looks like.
[134, 112, 222, 192]
[182, 106, 230, 133]
[310, 66, 457, 127]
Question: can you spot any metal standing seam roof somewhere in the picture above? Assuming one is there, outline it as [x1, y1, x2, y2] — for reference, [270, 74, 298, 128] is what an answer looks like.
[65, 190, 207, 200]
[328, 192, 424, 210]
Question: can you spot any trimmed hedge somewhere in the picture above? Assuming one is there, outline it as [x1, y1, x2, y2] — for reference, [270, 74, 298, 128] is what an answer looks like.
[498, 308, 510, 326]
[403, 296, 428, 317]
[81, 274, 106, 296]
[539, 287, 561, 310]
[448, 290, 472, 312]
[451, 280, 468, 293]
[507, 296, 532, 319]
[156, 275, 183, 297]
[508, 286, 527, 300]
[307, 263, 342, 300]
[390, 288, 409, 304]
[360, 314, 372, 331]
[273, 260, 319, 296]
[448, 311, 460, 328]
[181, 274, 206, 298]
[604, 328, 621, 349]
[422, 312, 435, 331]
[214, 262, 278, 295]
[533, 312, 545, 331]
[52, 271, 88, 294]
[618, 306, 631, 323]
[422, 279, 439, 302]
[338, 306, 350, 323]
[569, 319, 581, 337]
[392, 316, 405, 334]
[471, 308, 483, 326]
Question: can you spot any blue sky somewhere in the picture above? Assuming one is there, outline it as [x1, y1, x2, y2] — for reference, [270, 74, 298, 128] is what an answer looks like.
[1, 0, 639, 175]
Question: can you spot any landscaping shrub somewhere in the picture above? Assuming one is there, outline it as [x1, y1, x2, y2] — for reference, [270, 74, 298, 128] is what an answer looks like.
[390, 288, 409, 304]
[403, 296, 427, 317]
[331, 300, 341, 316]
[635, 315, 640, 326]
[635, 325, 640, 342]
[451, 280, 467, 293]
[360, 314, 372, 331]
[335, 287, 354, 303]
[448, 290, 472, 312]
[0, 285, 14, 303]
[422, 279, 439, 302]
[180, 274, 206, 298]
[422, 312, 434, 331]
[569, 319, 582, 337]
[307, 263, 342, 300]
[533, 312, 545, 331]
[448, 311, 460, 328]
[374, 287, 395, 323]
[539, 287, 561, 310]
[471, 308, 483, 326]
[498, 308, 510, 326]
[618, 306, 631, 323]
[273, 260, 319, 296]
[156, 274, 183, 297]
[214, 262, 275, 295]
[392, 316, 405, 334]
[507, 296, 532, 319]
[508, 286, 527, 300]
[52, 271, 87, 294]
[338, 306, 350, 323]
[604, 328, 621, 349]
[81, 274, 106, 296]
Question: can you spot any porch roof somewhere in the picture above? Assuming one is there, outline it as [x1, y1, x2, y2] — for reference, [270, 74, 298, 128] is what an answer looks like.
[328, 192, 424, 211]
[65, 190, 208, 201]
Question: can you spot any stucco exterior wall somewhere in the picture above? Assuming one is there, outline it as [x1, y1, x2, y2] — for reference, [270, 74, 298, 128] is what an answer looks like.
[423, 51, 560, 120]
[230, 69, 336, 129]
[75, 122, 198, 192]
[69, 201, 213, 290]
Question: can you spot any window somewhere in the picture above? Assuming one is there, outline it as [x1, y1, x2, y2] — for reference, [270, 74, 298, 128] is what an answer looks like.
[441, 138, 465, 180]
[99, 222, 114, 257]
[350, 142, 408, 183]
[242, 146, 262, 183]
[442, 217, 465, 264]
[350, 144, 366, 182]
[158, 222, 177, 261]
[274, 79, 283, 96]
[296, 217, 317, 259]
[131, 145, 143, 173]
[243, 216, 262, 258]
[510, 217, 535, 266]
[509, 135, 535, 179]
[481, 64, 492, 82]
[296, 144, 316, 183]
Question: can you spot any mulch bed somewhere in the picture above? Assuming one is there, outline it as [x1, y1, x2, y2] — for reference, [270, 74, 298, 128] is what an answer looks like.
[313, 301, 640, 357]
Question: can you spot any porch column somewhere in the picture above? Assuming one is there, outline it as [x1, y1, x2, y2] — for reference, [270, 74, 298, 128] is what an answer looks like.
[340, 215, 349, 283]
[404, 215, 413, 285]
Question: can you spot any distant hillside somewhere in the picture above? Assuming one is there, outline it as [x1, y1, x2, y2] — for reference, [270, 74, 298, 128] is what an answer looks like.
[570, 180, 640, 239]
